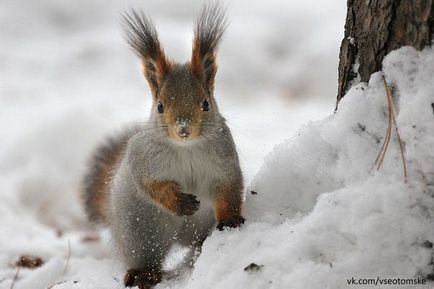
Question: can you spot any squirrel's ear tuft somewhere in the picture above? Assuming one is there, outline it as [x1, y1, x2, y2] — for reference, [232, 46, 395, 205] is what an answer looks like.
[123, 10, 171, 96]
[191, 4, 228, 93]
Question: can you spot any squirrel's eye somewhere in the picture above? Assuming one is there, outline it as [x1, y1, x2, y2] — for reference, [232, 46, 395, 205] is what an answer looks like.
[157, 101, 164, 114]
[202, 99, 209, 111]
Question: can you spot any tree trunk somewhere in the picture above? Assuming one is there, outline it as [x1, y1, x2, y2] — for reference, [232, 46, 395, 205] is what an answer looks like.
[336, 0, 434, 108]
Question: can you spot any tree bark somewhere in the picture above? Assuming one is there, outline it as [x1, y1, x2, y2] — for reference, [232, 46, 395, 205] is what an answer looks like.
[336, 0, 434, 108]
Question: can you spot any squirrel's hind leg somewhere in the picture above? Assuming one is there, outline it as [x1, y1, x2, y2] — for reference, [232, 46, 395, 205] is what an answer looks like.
[175, 209, 215, 268]
[124, 267, 162, 289]
[110, 191, 182, 288]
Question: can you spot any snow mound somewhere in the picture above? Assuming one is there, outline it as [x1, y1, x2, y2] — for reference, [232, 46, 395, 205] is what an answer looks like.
[186, 47, 434, 289]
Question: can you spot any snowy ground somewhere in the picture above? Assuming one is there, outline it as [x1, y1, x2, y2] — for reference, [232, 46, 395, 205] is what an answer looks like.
[5, 1, 433, 289]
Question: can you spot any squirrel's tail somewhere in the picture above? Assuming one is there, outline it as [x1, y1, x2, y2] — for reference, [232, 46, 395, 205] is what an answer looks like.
[82, 128, 137, 224]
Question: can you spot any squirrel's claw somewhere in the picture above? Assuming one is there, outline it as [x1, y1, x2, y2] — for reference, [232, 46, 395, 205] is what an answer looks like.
[175, 193, 200, 216]
[124, 268, 162, 289]
[217, 215, 245, 231]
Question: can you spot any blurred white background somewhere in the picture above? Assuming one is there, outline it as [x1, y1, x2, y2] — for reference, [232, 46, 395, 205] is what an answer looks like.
[0, 0, 345, 230]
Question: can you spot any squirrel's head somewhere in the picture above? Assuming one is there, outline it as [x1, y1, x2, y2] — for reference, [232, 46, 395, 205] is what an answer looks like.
[123, 5, 227, 141]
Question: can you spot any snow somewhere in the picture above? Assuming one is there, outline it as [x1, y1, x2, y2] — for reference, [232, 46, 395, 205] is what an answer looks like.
[240, 47, 434, 288]
[3, 0, 434, 289]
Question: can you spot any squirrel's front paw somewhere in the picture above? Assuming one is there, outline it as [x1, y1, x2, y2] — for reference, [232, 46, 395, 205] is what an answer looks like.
[174, 192, 200, 216]
[217, 215, 245, 231]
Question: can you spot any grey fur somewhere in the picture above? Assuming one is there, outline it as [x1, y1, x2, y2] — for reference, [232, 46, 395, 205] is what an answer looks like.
[84, 4, 243, 282]
[82, 126, 140, 224]
[108, 106, 242, 271]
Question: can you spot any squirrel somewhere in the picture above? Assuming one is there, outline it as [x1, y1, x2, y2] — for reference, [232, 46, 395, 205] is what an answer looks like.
[82, 4, 245, 289]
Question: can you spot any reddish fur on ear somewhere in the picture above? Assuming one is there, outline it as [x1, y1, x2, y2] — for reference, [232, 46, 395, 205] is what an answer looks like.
[140, 49, 172, 94]
[156, 53, 171, 78]
[191, 41, 206, 77]
[123, 9, 172, 95]
[191, 4, 227, 92]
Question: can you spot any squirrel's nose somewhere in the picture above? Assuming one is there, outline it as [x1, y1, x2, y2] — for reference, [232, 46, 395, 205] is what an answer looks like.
[178, 126, 190, 139]
[176, 119, 191, 139]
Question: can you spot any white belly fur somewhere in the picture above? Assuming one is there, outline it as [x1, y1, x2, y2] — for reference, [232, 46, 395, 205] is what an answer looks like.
[164, 143, 223, 210]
